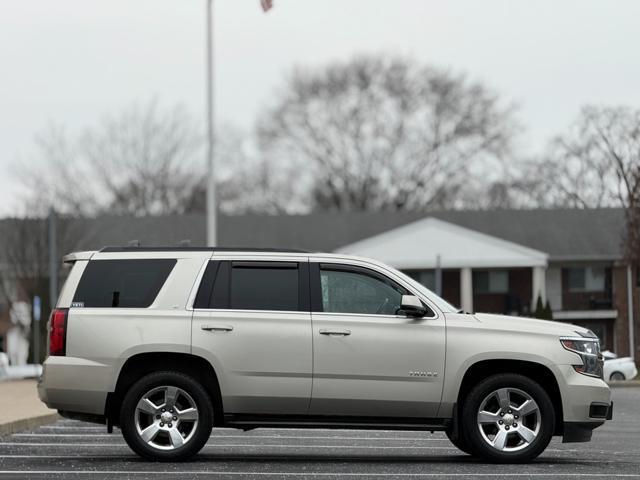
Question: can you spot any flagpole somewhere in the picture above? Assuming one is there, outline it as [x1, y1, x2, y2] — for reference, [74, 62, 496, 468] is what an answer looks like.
[205, 0, 216, 247]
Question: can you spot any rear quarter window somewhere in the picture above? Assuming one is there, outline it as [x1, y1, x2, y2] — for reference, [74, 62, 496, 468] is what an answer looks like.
[72, 259, 176, 308]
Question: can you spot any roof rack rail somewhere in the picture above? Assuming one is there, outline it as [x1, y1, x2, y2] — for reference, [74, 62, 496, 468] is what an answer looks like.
[99, 246, 310, 253]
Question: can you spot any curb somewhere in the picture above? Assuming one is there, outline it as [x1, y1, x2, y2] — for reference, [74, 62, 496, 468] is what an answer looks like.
[0, 412, 60, 437]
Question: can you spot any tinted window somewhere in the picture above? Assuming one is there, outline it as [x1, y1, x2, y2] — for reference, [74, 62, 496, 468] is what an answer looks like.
[73, 259, 176, 308]
[230, 262, 299, 311]
[193, 261, 220, 309]
[319, 267, 406, 315]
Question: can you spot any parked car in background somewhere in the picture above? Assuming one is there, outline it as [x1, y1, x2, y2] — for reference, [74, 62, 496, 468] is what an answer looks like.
[602, 351, 638, 381]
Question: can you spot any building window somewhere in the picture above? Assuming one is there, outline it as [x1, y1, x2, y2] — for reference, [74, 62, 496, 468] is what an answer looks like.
[403, 270, 436, 291]
[567, 267, 605, 292]
[474, 270, 509, 294]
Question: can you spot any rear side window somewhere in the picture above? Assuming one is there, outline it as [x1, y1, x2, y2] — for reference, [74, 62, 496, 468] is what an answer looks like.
[194, 261, 309, 312]
[73, 259, 176, 308]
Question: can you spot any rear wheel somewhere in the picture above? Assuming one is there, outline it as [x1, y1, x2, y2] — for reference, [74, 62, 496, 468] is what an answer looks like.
[120, 371, 214, 461]
[609, 371, 625, 381]
[461, 373, 555, 463]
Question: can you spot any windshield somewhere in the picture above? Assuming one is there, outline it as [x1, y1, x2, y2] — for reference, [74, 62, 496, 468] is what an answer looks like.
[386, 265, 458, 313]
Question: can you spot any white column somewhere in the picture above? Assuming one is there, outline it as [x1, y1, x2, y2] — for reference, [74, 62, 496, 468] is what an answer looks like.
[531, 266, 546, 308]
[460, 267, 473, 313]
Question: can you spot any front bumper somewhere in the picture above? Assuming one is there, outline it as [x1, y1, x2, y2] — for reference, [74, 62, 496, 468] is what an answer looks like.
[563, 402, 612, 443]
[557, 365, 611, 422]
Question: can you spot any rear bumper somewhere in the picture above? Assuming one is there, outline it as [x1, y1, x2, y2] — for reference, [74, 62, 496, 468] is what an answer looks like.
[38, 356, 112, 416]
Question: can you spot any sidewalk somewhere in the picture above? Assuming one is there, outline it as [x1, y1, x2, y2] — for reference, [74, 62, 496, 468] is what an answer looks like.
[0, 379, 58, 435]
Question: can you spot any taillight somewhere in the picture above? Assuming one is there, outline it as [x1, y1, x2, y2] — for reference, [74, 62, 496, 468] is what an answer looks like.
[49, 308, 69, 356]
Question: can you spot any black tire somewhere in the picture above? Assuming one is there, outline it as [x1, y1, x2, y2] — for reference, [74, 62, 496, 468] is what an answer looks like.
[609, 371, 625, 381]
[445, 428, 475, 456]
[461, 373, 555, 463]
[120, 371, 214, 461]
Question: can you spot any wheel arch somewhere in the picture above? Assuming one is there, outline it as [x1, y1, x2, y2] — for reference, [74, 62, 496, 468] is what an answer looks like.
[454, 359, 564, 436]
[105, 352, 224, 428]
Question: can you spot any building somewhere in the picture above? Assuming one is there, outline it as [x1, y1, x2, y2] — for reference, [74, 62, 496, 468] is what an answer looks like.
[0, 208, 637, 364]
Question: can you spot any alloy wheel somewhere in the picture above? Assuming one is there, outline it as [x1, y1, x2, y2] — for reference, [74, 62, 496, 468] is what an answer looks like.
[134, 385, 199, 451]
[476, 387, 541, 452]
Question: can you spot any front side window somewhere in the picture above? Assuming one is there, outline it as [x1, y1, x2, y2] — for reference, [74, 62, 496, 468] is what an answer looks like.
[73, 259, 176, 308]
[319, 266, 406, 315]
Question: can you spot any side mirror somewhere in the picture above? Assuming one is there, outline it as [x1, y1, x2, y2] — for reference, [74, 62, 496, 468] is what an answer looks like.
[401, 295, 427, 318]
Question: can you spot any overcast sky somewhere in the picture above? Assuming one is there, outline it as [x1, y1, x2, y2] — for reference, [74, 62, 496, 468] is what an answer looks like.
[1, 0, 640, 215]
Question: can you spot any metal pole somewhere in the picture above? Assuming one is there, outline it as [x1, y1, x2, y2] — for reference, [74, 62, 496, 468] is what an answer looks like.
[205, 0, 217, 246]
[628, 265, 635, 359]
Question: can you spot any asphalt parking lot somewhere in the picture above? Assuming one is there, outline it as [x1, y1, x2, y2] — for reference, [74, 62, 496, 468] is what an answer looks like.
[0, 387, 638, 479]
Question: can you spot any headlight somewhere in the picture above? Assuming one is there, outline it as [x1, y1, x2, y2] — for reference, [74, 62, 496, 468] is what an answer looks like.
[560, 332, 603, 379]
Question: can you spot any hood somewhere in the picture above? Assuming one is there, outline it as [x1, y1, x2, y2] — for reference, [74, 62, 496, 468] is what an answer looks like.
[472, 312, 592, 338]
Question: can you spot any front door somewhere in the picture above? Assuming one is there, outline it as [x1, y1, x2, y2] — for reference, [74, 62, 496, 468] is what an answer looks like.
[309, 261, 446, 418]
[191, 258, 312, 415]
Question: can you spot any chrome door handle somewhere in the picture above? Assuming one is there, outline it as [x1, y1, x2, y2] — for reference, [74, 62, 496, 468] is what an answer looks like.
[201, 324, 233, 332]
[319, 328, 351, 336]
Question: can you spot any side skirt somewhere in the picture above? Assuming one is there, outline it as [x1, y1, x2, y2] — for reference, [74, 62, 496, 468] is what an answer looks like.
[223, 414, 451, 432]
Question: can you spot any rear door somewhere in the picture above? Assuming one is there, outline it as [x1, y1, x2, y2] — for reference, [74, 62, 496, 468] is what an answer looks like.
[309, 259, 446, 418]
[191, 256, 312, 415]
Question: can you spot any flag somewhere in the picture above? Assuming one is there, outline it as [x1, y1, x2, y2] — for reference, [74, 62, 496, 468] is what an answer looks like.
[260, 0, 273, 12]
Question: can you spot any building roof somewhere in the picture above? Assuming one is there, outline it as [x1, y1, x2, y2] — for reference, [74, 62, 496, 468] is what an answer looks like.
[336, 217, 548, 269]
[0, 208, 627, 263]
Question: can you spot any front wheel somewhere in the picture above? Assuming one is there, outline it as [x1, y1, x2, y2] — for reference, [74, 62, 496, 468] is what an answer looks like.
[461, 373, 555, 463]
[120, 371, 214, 461]
[609, 371, 625, 381]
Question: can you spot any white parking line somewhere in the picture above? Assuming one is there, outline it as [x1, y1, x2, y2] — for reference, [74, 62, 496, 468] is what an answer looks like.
[0, 471, 638, 477]
[37, 426, 105, 430]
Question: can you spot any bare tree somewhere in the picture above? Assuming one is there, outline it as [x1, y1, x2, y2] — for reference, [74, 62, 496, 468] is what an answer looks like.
[184, 126, 304, 215]
[17, 101, 295, 217]
[539, 106, 640, 262]
[256, 55, 518, 211]
[17, 101, 204, 217]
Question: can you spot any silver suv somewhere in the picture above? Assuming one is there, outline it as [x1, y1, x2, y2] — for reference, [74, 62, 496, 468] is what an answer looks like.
[38, 247, 612, 463]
